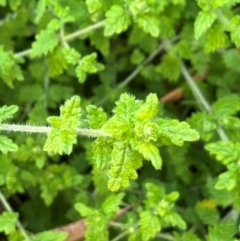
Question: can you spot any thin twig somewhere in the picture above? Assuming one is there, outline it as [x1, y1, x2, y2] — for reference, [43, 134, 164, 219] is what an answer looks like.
[14, 20, 106, 59]
[0, 191, 30, 240]
[162, 38, 229, 142]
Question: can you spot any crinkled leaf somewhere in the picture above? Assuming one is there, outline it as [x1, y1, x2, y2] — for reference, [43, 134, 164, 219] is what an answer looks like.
[139, 211, 161, 241]
[156, 119, 200, 146]
[112, 93, 142, 122]
[137, 141, 162, 169]
[92, 137, 112, 170]
[31, 29, 58, 58]
[86, 105, 107, 129]
[104, 5, 131, 36]
[0, 105, 18, 123]
[44, 96, 81, 155]
[0, 211, 18, 235]
[0, 135, 18, 154]
[135, 93, 158, 121]
[108, 142, 142, 191]
[194, 11, 217, 39]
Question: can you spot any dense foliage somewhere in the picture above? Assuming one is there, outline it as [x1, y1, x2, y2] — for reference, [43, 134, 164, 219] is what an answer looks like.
[0, 0, 240, 240]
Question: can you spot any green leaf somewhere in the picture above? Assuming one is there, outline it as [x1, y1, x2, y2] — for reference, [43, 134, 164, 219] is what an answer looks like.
[194, 11, 217, 39]
[31, 29, 59, 58]
[76, 53, 104, 83]
[156, 119, 200, 146]
[0, 105, 18, 123]
[101, 193, 125, 218]
[0, 47, 24, 88]
[135, 93, 158, 121]
[104, 5, 131, 36]
[206, 220, 236, 241]
[212, 94, 240, 117]
[108, 142, 142, 191]
[62, 47, 80, 65]
[215, 169, 238, 190]
[205, 141, 239, 165]
[92, 137, 112, 170]
[112, 93, 142, 122]
[137, 141, 162, 169]
[86, 105, 107, 129]
[28, 231, 68, 241]
[44, 95, 81, 155]
[75, 203, 94, 217]
[204, 25, 229, 53]
[0, 211, 18, 235]
[195, 200, 219, 225]
[139, 211, 161, 241]
[135, 15, 160, 37]
[0, 135, 18, 154]
[40, 164, 82, 205]
[86, 0, 103, 13]
[0, 0, 6, 6]
[223, 49, 240, 73]
[158, 54, 180, 82]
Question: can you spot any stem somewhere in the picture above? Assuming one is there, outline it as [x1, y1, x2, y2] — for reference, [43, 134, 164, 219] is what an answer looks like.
[110, 229, 130, 241]
[96, 36, 180, 106]
[14, 20, 106, 59]
[156, 233, 175, 241]
[162, 38, 229, 142]
[0, 191, 30, 240]
[0, 124, 112, 138]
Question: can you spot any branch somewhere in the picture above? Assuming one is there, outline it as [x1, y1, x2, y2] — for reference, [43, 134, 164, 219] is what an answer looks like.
[14, 20, 105, 59]
[0, 124, 112, 138]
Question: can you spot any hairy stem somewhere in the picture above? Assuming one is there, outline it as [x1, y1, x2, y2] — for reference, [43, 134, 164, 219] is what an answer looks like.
[0, 191, 30, 240]
[14, 20, 105, 59]
[0, 124, 112, 138]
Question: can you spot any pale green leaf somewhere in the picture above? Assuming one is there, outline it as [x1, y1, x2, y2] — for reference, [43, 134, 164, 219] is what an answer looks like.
[101, 193, 125, 218]
[194, 11, 217, 39]
[28, 231, 68, 241]
[139, 211, 161, 241]
[62, 47, 80, 65]
[136, 15, 160, 37]
[0, 211, 18, 235]
[135, 93, 158, 121]
[0, 105, 18, 123]
[75, 203, 94, 217]
[86, 105, 107, 129]
[137, 141, 162, 169]
[31, 29, 58, 58]
[204, 25, 229, 53]
[215, 169, 238, 190]
[92, 137, 112, 170]
[86, 0, 103, 13]
[104, 5, 131, 36]
[108, 142, 142, 191]
[0, 135, 18, 154]
[44, 96, 81, 155]
[0, 47, 24, 88]
[156, 119, 200, 146]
